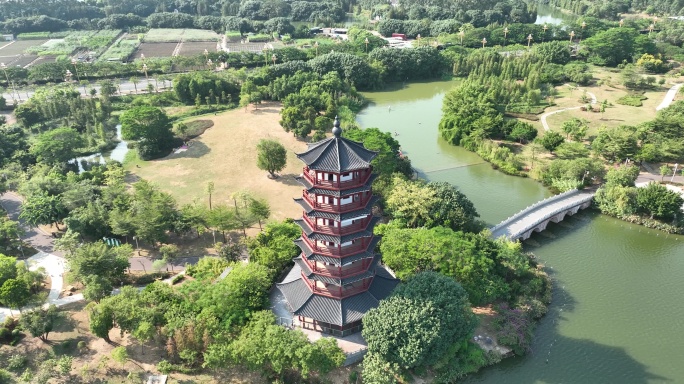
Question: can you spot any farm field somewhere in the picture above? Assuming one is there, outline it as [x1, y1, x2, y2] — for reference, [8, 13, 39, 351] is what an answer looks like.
[0, 39, 46, 56]
[178, 41, 218, 56]
[98, 35, 139, 62]
[134, 42, 178, 58]
[25, 30, 121, 57]
[144, 28, 219, 43]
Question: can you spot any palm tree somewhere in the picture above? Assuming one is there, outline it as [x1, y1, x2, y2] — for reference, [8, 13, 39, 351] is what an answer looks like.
[129, 76, 139, 94]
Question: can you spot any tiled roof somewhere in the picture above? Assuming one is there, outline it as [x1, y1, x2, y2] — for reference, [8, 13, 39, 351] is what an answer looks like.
[294, 216, 380, 240]
[297, 136, 378, 173]
[294, 195, 380, 218]
[294, 236, 382, 263]
[276, 265, 399, 327]
[295, 174, 378, 197]
[294, 255, 379, 286]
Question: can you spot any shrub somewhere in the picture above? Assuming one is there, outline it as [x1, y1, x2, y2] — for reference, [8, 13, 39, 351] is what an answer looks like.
[170, 274, 184, 285]
[0, 327, 9, 341]
[248, 34, 271, 42]
[616, 94, 647, 107]
[7, 354, 27, 371]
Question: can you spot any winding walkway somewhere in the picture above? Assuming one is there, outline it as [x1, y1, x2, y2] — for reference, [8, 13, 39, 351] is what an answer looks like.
[540, 85, 597, 132]
[655, 83, 683, 111]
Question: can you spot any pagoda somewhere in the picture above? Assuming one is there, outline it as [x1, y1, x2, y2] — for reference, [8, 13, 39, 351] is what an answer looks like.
[277, 117, 398, 336]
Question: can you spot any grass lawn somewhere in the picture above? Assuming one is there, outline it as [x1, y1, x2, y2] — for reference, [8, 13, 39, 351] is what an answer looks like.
[531, 66, 683, 136]
[125, 102, 308, 222]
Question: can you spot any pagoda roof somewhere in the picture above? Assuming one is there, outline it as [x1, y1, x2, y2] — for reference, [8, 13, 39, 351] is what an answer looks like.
[297, 135, 377, 173]
[294, 195, 380, 218]
[295, 174, 378, 197]
[294, 216, 381, 240]
[276, 264, 399, 326]
[294, 255, 379, 286]
[294, 236, 382, 266]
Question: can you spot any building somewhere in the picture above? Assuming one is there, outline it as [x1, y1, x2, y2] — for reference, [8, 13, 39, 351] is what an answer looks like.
[277, 117, 398, 336]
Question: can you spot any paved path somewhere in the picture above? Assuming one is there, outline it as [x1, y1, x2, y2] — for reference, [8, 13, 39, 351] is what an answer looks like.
[540, 85, 597, 131]
[656, 83, 683, 111]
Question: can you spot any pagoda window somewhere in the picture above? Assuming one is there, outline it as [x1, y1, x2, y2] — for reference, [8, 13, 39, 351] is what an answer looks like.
[340, 172, 352, 182]
[341, 196, 353, 205]
[342, 240, 353, 246]
[353, 194, 360, 201]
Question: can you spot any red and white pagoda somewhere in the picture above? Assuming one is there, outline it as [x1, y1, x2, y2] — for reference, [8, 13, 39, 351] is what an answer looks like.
[277, 117, 398, 336]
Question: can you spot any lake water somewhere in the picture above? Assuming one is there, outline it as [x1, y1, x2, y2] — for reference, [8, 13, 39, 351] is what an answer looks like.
[70, 124, 129, 172]
[535, 3, 577, 26]
[357, 81, 684, 383]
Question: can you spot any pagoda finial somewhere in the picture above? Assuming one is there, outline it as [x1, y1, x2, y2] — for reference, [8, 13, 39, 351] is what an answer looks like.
[332, 116, 342, 137]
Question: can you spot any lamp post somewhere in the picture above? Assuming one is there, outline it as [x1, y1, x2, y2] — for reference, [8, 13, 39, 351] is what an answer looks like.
[581, 170, 590, 184]
[672, 163, 679, 183]
[271, 53, 276, 66]
[459, 30, 464, 46]
[65, 69, 73, 83]
[579, 21, 586, 44]
[503, 26, 508, 47]
[364, 37, 369, 53]
[204, 48, 209, 60]
[142, 63, 148, 81]
[653, 16, 658, 26]
[527, 34, 533, 48]
[0, 63, 16, 102]
[569, 30, 575, 44]
[140, 53, 145, 62]
[263, 44, 269, 66]
[70, 58, 80, 81]
[314, 41, 319, 56]
[648, 24, 655, 36]
[542, 24, 548, 42]
[207, 58, 213, 69]
[482, 37, 487, 48]
[619, 19, 624, 28]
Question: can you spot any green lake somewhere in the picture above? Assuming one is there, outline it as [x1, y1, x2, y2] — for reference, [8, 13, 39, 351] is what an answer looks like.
[356, 81, 684, 383]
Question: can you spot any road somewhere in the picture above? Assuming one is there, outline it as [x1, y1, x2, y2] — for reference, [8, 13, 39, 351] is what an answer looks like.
[655, 83, 683, 111]
[2, 77, 173, 103]
[540, 85, 597, 131]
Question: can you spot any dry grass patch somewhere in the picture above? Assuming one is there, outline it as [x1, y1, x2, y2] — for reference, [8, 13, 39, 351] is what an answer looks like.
[127, 102, 307, 222]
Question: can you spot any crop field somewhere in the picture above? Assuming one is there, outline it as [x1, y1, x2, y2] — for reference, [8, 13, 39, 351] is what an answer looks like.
[144, 28, 220, 43]
[99, 36, 140, 62]
[25, 30, 121, 57]
[0, 39, 46, 56]
[178, 41, 218, 56]
[134, 42, 178, 58]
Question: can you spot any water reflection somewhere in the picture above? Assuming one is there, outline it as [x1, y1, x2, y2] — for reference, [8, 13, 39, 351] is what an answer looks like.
[69, 124, 128, 173]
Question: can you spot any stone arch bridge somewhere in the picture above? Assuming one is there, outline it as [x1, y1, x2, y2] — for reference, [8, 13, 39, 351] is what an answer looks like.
[490, 189, 595, 241]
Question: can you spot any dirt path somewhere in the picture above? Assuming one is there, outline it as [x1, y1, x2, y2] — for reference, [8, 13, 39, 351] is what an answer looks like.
[540, 85, 597, 131]
[655, 83, 683, 111]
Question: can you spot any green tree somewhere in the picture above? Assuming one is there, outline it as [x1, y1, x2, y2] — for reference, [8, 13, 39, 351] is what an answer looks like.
[386, 177, 438, 228]
[88, 302, 114, 342]
[159, 244, 179, 272]
[509, 121, 538, 143]
[581, 27, 656, 67]
[111, 346, 128, 369]
[362, 296, 447, 370]
[30, 127, 84, 164]
[19, 192, 67, 229]
[660, 164, 670, 181]
[20, 305, 59, 341]
[536, 131, 564, 152]
[66, 242, 131, 286]
[426, 182, 481, 232]
[82, 275, 113, 303]
[248, 198, 271, 230]
[256, 139, 287, 178]
[0, 278, 30, 311]
[119, 106, 175, 160]
[132, 321, 156, 355]
[636, 183, 683, 221]
[0, 216, 23, 253]
[592, 125, 638, 162]
[605, 165, 640, 187]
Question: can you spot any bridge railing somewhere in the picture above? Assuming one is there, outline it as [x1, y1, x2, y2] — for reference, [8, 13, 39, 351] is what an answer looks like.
[508, 194, 594, 239]
[490, 189, 581, 234]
